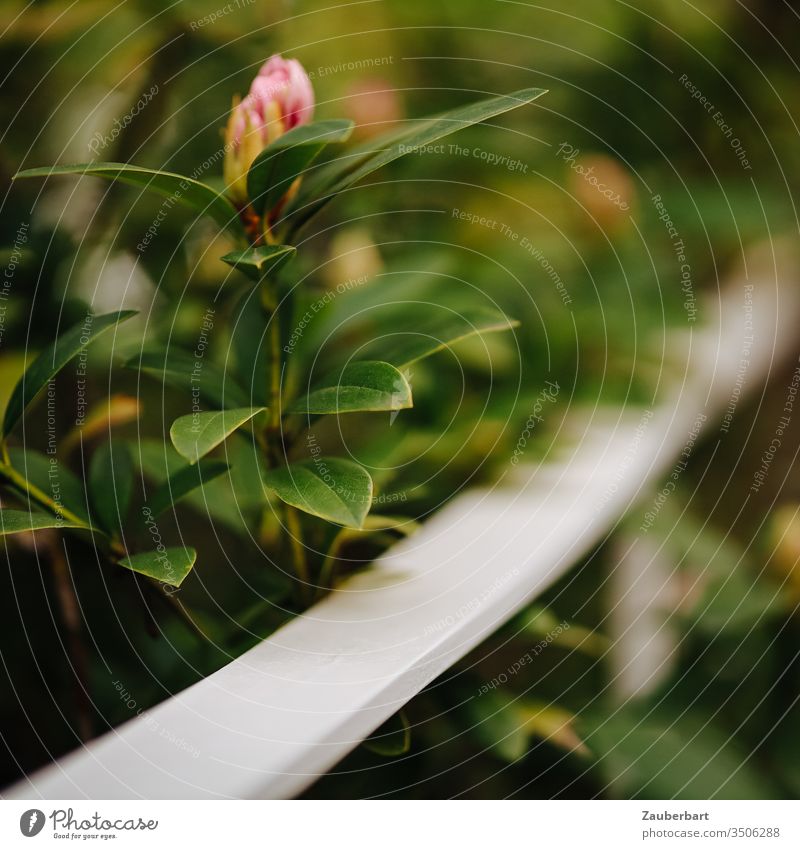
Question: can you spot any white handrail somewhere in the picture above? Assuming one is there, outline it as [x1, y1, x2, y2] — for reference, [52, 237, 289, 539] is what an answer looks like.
[6, 255, 798, 799]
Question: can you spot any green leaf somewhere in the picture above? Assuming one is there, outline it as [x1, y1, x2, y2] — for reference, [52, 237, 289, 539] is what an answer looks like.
[0, 509, 85, 535]
[14, 163, 245, 239]
[118, 546, 197, 587]
[3, 310, 137, 437]
[288, 361, 412, 415]
[220, 244, 296, 282]
[362, 710, 411, 756]
[145, 459, 230, 517]
[89, 440, 133, 535]
[263, 458, 373, 528]
[247, 119, 354, 217]
[126, 348, 250, 409]
[169, 406, 265, 463]
[283, 88, 547, 235]
[6, 448, 91, 524]
[341, 306, 519, 368]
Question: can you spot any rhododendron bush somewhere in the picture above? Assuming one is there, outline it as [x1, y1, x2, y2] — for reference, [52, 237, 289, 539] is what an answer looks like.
[6, 58, 543, 607]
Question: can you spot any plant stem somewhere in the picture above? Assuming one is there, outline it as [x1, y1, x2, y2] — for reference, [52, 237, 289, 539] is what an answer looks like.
[317, 539, 343, 600]
[259, 276, 310, 601]
[284, 504, 310, 605]
[260, 280, 283, 463]
[0, 460, 90, 529]
[268, 303, 282, 438]
[49, 540, 93, 741]
[150, 582, 208, 641]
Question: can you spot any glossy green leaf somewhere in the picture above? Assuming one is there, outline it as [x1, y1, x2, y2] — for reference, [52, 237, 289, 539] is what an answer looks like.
[3, 310, 137, 437]
[362, 710, 411, 756]
[283, 88, 547, 235]
[89, 440, 133, 535]
[170, 406, 265, 463]
[0, 510, 84, 535]
[263, 458, 373, 528]
[126, 348, 249, 409]
[349, 306, 519, 368]
[118, 546, 197, 587]
[145, 459, 230, 517]
[221, 244, 296, 282]
[288, 361, 412, 415]
[6, 448, 91, 524]
[247, 119, 354, 216]
[14, 163, 245, 239]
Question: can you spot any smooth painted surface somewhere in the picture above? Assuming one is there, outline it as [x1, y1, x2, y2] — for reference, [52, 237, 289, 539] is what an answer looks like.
[6, 262, 798, 799]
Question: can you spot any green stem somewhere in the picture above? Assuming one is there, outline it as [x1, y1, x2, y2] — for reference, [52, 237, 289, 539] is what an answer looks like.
[158, 586, 208, 641]
[268, 301, 282, 437]
[285, 504, 310, 605]
[0, 460, 91, 529]
[317, 538, 344, 600]
[316, 518, 420, 600]
[259, 276, 309, 600]
[260, 280, 283, 461]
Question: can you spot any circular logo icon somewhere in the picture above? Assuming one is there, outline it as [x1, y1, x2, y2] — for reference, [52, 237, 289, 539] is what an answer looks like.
[19, 809, 45, 837]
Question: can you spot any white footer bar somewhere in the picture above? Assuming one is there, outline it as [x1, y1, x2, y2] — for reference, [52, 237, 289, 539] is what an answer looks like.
[2, 799, 798, 847]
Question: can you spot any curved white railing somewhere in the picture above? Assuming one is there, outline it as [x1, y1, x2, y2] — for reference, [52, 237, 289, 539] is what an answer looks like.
[6, 251, 798, 799]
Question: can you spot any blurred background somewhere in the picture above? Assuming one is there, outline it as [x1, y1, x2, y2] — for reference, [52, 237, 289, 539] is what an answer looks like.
[2, 0, 800, 798]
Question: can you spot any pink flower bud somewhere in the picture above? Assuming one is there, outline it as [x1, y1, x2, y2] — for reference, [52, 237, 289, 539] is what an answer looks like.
[253, 55, 314, 130]
[224, 54, 314, 207]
